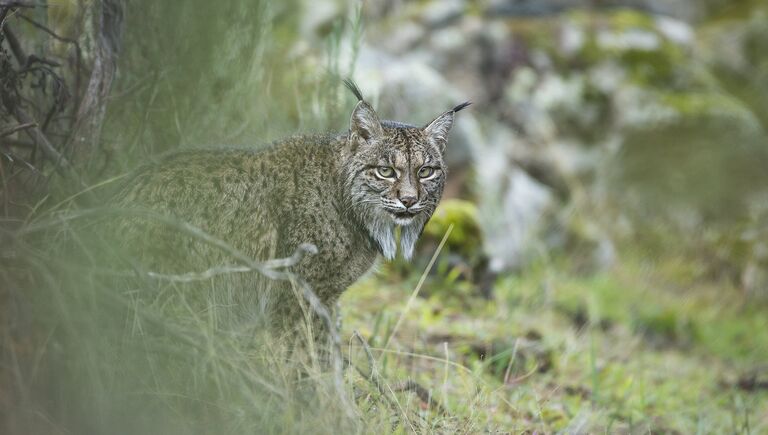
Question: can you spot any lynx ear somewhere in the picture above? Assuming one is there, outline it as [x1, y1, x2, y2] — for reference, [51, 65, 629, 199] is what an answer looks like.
[423, 102, 470, 152]
[350, 101, 383, 142]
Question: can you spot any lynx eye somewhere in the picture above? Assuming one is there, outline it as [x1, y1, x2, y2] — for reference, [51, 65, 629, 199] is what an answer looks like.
[375, 166, 396, 179]
[418, 166, 435, 179]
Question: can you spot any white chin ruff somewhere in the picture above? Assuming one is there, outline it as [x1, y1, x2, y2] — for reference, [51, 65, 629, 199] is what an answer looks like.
[393, 216, 415, 226]
[366, 210, 425, 261]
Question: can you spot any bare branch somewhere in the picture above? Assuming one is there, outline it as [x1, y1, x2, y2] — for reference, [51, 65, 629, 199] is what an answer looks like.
[17, 13, 78, 44]
[352, 330, 378, 379]
[16, 13, 83, 99]
[0, 24, 75, 177]
[135, 244, 319, 283]
[350, 330, 402, 412]
[0, 7, 10, 26]
[2, 24, 25, 65]
[391, 380, 448, 415]
[0, 148, 37, 172]
[261, 243, 318, 268]
[0, 122, 36, 138]
[17, 207, 315, 282]
[23, 53, 61, 68]
[144, 265, 254, 282]
[2, 101, 74, 177]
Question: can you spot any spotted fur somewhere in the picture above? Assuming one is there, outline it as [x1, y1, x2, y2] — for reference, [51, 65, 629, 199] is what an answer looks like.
[111, 84, 469, 324]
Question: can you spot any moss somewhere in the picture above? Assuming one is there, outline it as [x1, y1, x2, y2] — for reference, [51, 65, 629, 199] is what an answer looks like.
[423, 198, 484, 258]
[633, 307, 697, 346]
[702, 0, 768, 24]
[607, 8, 657, 30]
[660, 92, 756, 120]
[620, 46, 683, 86]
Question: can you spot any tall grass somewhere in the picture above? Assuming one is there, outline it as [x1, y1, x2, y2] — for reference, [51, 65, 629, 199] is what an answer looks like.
[2, 201, 506, 433]
[3, 215, 355, 434]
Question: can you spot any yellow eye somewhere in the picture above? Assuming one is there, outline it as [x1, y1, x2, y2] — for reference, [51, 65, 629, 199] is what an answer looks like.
[376, 166, 395, 179]
[418, 167, 435, 178]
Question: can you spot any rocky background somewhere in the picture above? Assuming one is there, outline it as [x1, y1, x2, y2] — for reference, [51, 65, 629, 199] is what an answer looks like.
[294, 0, 768, 298]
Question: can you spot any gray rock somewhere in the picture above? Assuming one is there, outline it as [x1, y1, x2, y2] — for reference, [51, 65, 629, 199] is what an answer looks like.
[380, 21, 427, 53]
[654, 16, 694, 45]
[485, 0, 700, 21]
[353, 49, 478, 168]
[299, 0, 340, 38]
[596, 28, 660, 51]
[419, 0, 466, 28]
[473, 126, 557, 271]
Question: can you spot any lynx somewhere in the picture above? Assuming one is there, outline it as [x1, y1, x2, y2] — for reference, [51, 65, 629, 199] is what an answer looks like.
[111, 81, 470, 326]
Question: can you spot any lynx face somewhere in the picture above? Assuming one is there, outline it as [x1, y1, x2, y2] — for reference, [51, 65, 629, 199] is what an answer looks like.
[343, 99, 464, 260]
[358, 126, 445, 226]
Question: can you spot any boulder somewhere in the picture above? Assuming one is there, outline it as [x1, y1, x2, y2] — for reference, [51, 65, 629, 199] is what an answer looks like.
[353, 49, 480, 168]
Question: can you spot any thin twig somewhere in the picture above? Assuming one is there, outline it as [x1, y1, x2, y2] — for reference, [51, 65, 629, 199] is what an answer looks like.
[17, 13, 79, 44]
[3, 103, 75, 177]
[16, 12, 84, 99]
[144, 265, 253, 282]
[384, 224, 454, 349]
[0, 24, 75, 178]
[0, 7, 10, 27]
[351, 332, 448, 424]
[391, 379, 448, 415]
[0, 148, 38, 172]
[142, 245, 321, 284]
[351, 331, 403, 413]
[2, 24, 25, 65]
[0, 122, 36, 138]
[19, 207, 316, 281]
[353, 330, 378, 379]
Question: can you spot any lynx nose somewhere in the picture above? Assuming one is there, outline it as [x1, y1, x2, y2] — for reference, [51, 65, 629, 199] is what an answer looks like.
[399, 195, 418, 209]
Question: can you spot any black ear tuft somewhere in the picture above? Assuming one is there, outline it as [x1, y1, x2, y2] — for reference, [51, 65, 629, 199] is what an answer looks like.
[343, 78, 365, 102]
[350, 101, 383, 142]
[452, 101, 472, 113]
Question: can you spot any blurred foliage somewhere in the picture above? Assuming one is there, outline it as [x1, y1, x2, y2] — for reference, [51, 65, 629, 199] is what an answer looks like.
[422, 199, 483, 259]
[102, 0, 360, 174]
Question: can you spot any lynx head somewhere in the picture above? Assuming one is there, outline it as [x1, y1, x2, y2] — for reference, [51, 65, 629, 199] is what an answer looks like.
[341, 79, 470, 260]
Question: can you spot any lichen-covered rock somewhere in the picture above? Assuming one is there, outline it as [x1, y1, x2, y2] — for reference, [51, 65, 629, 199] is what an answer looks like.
[316, 0, 768, 279]
[472, 126, 558, 272]
[423, 198, 484, 260]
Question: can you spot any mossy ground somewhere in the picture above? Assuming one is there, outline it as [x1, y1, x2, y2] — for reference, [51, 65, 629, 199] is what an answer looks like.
[340, 248, 768, 432]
